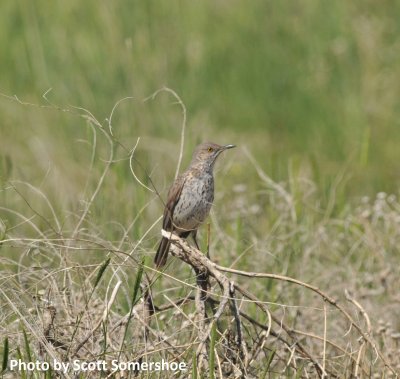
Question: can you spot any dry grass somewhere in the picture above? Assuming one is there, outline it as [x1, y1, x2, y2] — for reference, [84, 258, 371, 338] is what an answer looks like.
[1, 94, 400, 378]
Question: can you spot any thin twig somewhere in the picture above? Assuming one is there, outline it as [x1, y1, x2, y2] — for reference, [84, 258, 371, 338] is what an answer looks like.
[345, 290, 371, 378]
[144, 87, 187, 179]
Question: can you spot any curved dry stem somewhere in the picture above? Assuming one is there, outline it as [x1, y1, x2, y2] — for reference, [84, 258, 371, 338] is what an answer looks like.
[71, 123, 113, 238]
[10, 180, 62, 233]
[345, 289, 372, 378]
[128, 137, 155, 193]
[107, 96, 136, 136]
[144, 87, 186, 179]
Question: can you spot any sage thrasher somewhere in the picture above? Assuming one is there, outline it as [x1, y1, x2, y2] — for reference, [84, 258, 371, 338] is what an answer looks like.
[154, 142, 235, 267]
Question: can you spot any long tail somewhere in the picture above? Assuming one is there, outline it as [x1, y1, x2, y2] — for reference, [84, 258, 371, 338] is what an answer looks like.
[154, 237, 171, 268]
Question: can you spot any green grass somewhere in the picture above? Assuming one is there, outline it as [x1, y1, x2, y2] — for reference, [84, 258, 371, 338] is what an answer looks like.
[1, 1, 400, 377]
[1, 1, 400, 194]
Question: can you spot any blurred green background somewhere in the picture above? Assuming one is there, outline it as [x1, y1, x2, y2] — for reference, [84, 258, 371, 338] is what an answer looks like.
[1, 0, 400, 203]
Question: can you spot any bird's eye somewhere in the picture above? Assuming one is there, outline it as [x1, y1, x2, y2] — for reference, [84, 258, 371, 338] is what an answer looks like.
[207, 147, 214, 152]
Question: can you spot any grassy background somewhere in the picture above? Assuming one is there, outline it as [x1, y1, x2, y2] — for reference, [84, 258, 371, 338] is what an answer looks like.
[1, 1, 400, 377]
[2, 1, 400, 195]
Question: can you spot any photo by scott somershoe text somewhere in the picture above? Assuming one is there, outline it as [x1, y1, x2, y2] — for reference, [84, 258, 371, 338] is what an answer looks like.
[8, 359, 187, 374]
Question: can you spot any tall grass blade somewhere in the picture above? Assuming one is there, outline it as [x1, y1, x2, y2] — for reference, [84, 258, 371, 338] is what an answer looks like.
[93, 257, 111, 289]
[16, 347, 26, 379]
[117, 258, 144, 360]
[130, 259, 144, 307]
[261, 349, 275, 379]
[22, 329, 32, 362]
[209, 321, 217, 379]
[192, 350, 197, 379]
[2, 337, 9, 373]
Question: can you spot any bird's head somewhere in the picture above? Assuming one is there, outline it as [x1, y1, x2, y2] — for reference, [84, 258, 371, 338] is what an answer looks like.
[190, 142, 235, 168]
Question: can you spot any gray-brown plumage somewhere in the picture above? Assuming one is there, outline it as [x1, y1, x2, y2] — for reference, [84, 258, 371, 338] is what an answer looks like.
[154, 142, 235, 267]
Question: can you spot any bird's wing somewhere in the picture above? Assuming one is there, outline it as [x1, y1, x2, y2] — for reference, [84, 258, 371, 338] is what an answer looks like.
[162, 174, 186, 231]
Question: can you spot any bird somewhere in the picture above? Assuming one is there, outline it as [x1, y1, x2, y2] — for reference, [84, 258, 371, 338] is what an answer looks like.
[154, 142, 235, 267]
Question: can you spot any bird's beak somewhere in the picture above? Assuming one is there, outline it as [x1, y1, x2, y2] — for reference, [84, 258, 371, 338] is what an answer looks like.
[223, 144, 236, 150]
